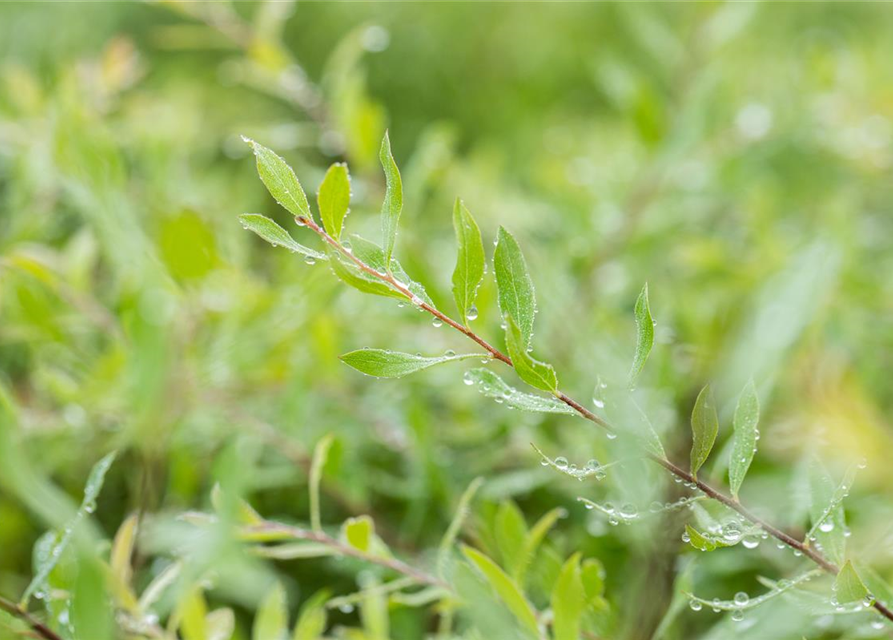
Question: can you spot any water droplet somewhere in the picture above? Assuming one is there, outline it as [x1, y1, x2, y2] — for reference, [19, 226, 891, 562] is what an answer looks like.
[466, 305, 479, 321]
[603, 501, 615, 514]
[819, 521, 835, 533]
[586, 459, 600, 471]
[463, 371, 474, 386]
[871, 620, 885, 630]
[722, 522, 742, 544]
[432, 318, 443, 328]
[608, 516, 619, 526]
[681, 532, 691, 543]
[711, 598, 721, 613]
[777, 579, 790, 589]
[731, 609, 745, 622]
[342, 239, 353, 253]
[742, 536, 760, 549]
[584, 502, 594, 510]
[857, 457, 868, 470]
[734, 592, 749, 607]
[619, 503, 638, 519]
[568, 463, 577, 473]
[500, 320, 508, 330]
[444, 349, 456, 357]
[338, 603, 354, 614]
[555, 457, 568, 469]
[689, 599, 702, 612]
[649, 501, 663, 513]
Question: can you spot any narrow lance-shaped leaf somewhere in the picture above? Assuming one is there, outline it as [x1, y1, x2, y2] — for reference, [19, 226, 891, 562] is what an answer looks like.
[628, 283, 654, 388]
[808, 459, 847, 564]
[494, 227, 536, 347]
[451, 199, 485, 325]
[239, 214, 326, 260]
[464, 368, 574, 414]
[461, 546, 540, 639]
[729, 379, 760, 498]
[379, 131, 403, 265]
[690, 384, 718, 478]
[494, 501, 529, 577]
[684, 524, 718, 552]
[340, 349, 486, 378]
[833, 561, 869, 604]
[348, 235, 434, 306]
[22, 451, 117, 605]
[552, 554, 585, 640]
[317, 163, 351, 239]
[504, 317, 558, 393]
[243, 137, 311, 219]
[309, 435, 334, 533]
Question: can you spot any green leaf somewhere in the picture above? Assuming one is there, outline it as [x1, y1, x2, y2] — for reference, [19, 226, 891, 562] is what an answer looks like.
[580, 558, 606, 601]
[22, 451, 117, 605]
[438, 477, 484, 578]
[690, 384, 718, 478]
[342, 515, 373, 553]
[464, 368, 574, 414]
[628, 283, 654, 388]
[517, 507, 566, 583]
[684, 524, 717, 552]
[244, 137, 311, 219]
[462, 546, 540, 638]
[504, 317, 558, 392]
[494, 227, 536, 347]
[328, 250, 403, 300]
[451, 199, 485, 325]
[808, 459, 847, 564]
[317, 163, 351, 240]
[253, 583, 288, 640]
[253, 543, 336, 560]
[495, 501, 529, 576]
[310, 435, 334, 533]
[239, 214, 325, 259]
[729, 379, 760, 498]
[292, 590, 329, 640]
[340, 349, 486, 378]
[833, 561, 869, 604]
[348, 235, 434, 306]
[552, 554, 585, 640]
[177, 588, 208, 640]
[379, 131, 403, 264]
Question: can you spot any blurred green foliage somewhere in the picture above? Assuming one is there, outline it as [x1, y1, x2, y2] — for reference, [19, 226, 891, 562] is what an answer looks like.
[2, 2, 893, 639]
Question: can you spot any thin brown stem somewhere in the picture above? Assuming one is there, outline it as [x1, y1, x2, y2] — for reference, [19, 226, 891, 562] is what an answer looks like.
[296, 215, 893, 625]
[245, 522, 449, 591]
[0, 596, 62, 640]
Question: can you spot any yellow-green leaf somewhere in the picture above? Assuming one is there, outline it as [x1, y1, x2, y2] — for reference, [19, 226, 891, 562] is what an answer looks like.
[494, 227, 536, 347]
[253, 583, 288, 640]
[552, 554, 585, 640]
[729, 379, 760, 498]
[343, 515, 373, 553]
[244, 137, 311, 219]
[461, 546, 539, 638]
[340, 349, 486, 378]
[628, 283, 654, 388]
[239, 214, 325, 259]
[379, 131, 403, 264]
[317, 163, 350, 239]
[834, 561, 868, 604]
[451, 199, 485, 325]
[292, 590, 328, 640]
[504, 317, 558, 393]
[690, 384, 718, 478]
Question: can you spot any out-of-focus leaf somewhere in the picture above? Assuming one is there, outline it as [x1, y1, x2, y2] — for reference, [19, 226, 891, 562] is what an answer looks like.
[461, 546, 539, 639]
[808, 459, 847, 565]
[110, 513, 139, 611]
[206, 608, 235, 640]
[451, 199, 485, 325]
[239, 214, 326, 259]
[517, 507, 566, 584]
[494, 226, 535, 347]
[834, 561, 868, 604]
[343, 515, 373, 553]
[22, 451, 117, 605]
[253, 543, 336, 560]
[552, 553, 585, 640]
[339, 349, 485, 378]
[292, 590, 328, 640]
[211, 483, 263, 525]
[244, 137, 311, 219]
[729, 379, 760, 498]
[581, 558, 606, 601]
[177, 588, 208, 640]
[438, 477, 484, 579]
[254, 582, 288, 640]
[628, 283, 654, 388]
[379, 131, 403, 264]
[465, 368, 574, 414]
[495, 501, 529, 576]
[310, 435, 334, 533]
[690, 385, 718, 478]
[504, 317, 557, 393]
[317, 162, 350, 239]
[138, 561, 181, 613]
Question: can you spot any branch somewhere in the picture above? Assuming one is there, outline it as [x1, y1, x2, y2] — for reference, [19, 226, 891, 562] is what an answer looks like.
[297, 214, 893, 625]
[244, 521, 449, 591]
[0, 596, 62, 640]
